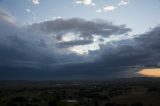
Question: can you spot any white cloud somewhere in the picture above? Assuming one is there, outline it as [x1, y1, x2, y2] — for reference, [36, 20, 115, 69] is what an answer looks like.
[118, 0, 129, 6]
[26, 9, 35, 15]
[31, 0, 40, 5]
[97, 5, 117, 13]
[52, 16, 63, 20]
[26, 9, 31, 13]
[96, 9, 102, 13]
[25, 9, 37, 20]
[96, 0, 130, 13]
[75, 0, 95, 6]
[103, 6, 117, 12]
[0, 9, 16, 24]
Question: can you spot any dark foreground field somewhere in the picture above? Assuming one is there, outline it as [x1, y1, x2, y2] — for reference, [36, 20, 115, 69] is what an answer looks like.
[0, 77, 160, 106]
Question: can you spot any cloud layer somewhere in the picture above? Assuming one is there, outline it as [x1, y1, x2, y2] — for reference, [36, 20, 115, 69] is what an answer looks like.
[56, 39, 93, 48]
[1, 9, 160, 80]
[32, 18, 131, 41]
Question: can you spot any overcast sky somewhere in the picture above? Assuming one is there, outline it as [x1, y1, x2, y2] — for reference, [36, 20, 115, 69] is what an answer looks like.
[0, 0, 160, 80]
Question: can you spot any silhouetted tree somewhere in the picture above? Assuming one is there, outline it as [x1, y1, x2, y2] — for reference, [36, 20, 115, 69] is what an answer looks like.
[48, 100, 58, 106]
[7, 97, 29, 106]
[131, 102, 143, 106]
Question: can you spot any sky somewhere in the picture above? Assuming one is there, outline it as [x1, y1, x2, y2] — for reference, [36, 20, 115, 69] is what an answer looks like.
[0, 0, 160, 80]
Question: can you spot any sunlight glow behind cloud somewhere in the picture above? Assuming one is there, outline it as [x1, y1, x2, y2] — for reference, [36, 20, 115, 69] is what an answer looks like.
[138, 68, 160, 77]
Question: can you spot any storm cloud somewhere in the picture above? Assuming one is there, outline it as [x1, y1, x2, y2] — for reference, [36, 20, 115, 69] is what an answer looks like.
[1, 8, 160, 80]
[56, 39, 93, 48]
[32, 18, 131, 40]
[96, 26, 160, 68]
[0, 9, 87, 67]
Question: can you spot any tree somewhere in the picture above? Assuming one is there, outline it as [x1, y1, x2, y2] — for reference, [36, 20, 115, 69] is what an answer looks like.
[131, 102, 143, 106]
[7, 97, 29, 106]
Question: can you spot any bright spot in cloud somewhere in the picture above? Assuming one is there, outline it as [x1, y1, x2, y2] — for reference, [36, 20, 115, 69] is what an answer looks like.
[61, 33, 77, 41]
[138, 68, 160, 77]
[68, 34, 133, 55]
[68, 35, 101, 55]
[69, 43, 99, 55]
[70, 46, 88, 55]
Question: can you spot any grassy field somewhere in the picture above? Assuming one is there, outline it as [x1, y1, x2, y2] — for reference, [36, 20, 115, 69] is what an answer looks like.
[0, 77, 160, 106]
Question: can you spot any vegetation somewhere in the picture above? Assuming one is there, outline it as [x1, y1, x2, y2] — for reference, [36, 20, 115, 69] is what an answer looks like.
[0, 78, 160, 106]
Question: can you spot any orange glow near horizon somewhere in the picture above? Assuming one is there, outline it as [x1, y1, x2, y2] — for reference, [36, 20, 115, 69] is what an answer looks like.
[138, 68, 160, 77]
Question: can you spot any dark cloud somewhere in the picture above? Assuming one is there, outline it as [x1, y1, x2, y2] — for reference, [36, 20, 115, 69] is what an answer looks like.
[32, 18, 131, 40]
[136, 26, 160, 49]
[1, 24, 160, 80]
[1, 9, 160, 80]
[135, 26, 160, 65]
[0, 61, 134, 80]
[56, 39, 93, 48]
[0, 17, 54, 65]
[0, 9, 86, 67]
[95, 26, 160, 68]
